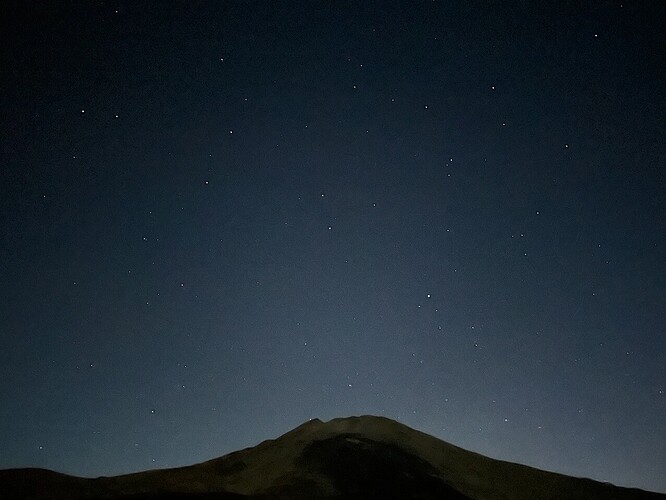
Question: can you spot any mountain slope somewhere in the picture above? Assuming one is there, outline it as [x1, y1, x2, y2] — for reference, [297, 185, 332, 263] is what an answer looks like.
[1, 415, 663, 499]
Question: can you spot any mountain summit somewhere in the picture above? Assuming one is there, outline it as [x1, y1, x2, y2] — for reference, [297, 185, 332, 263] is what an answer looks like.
[1, 415, 663, 499]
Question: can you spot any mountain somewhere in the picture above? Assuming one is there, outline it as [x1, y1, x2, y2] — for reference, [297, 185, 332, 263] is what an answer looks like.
[1, 415, 663, 499]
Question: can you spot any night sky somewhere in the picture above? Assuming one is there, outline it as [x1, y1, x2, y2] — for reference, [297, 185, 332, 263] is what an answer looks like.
[1, 0, 665, 493]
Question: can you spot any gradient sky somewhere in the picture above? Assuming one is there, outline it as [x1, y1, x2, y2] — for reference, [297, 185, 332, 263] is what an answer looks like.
[1, 0, 665, 494]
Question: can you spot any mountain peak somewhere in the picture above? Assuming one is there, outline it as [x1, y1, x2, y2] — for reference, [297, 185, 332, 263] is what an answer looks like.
[1, 416, 664, 499]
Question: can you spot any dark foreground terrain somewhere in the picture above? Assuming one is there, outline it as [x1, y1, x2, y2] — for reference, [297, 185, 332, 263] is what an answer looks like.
[1, 415, 663, 499]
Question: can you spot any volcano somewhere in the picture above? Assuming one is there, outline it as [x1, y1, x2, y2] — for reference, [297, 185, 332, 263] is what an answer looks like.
[1, 415, 663, 499]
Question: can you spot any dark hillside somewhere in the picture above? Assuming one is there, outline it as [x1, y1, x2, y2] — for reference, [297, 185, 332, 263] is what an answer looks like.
[1, 416, 663, 500]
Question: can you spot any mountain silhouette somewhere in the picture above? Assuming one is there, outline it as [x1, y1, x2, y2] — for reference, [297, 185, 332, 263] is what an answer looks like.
[1, 415, 663, 499]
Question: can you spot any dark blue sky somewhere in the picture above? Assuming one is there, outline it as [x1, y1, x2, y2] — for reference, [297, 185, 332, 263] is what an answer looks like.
[1, 0, 665, 493]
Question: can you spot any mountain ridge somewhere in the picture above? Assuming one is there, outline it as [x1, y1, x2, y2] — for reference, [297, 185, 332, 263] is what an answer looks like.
[1, 415, 663, 499]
